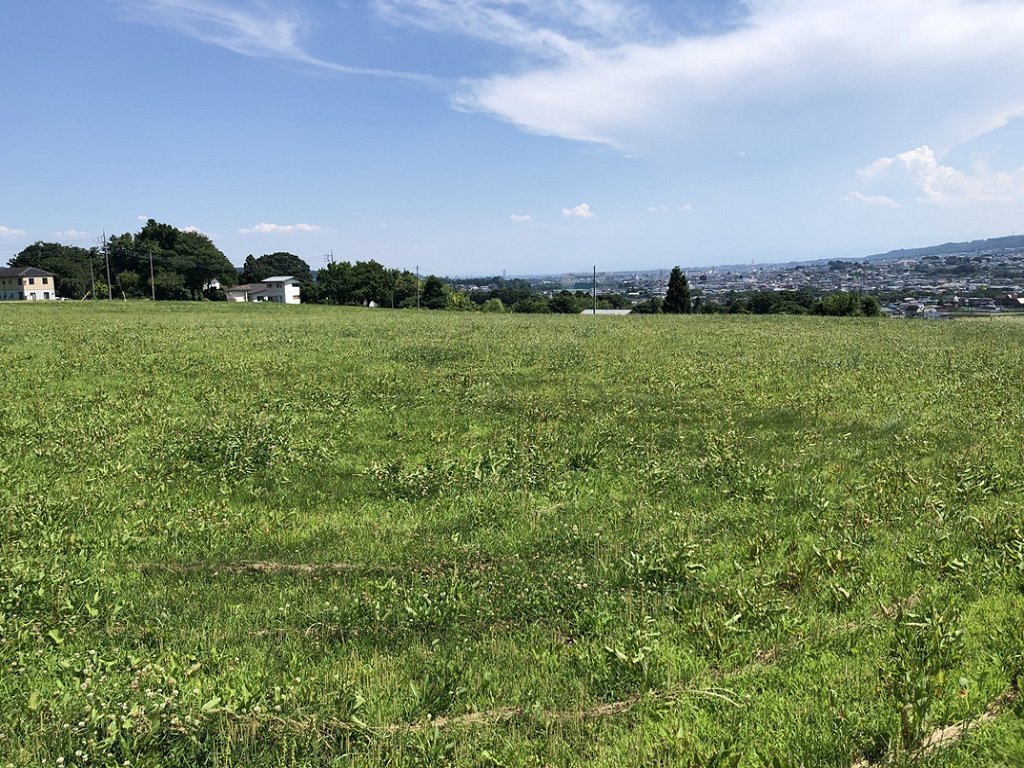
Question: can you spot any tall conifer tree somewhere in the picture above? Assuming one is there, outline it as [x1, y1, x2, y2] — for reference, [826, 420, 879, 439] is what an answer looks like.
[664, 266, 691, 314]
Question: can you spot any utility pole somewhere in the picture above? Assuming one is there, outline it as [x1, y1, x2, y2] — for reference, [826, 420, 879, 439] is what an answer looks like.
[416, 264, 420, 310]
[103, 231, 112, 300]
[149, 249, 156, 301]
[88, 246, 96, 299]
[592, 266, 597, 314]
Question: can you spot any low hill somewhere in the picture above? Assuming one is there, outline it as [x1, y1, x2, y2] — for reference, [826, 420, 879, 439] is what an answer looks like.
[865, 234, 1024, 261]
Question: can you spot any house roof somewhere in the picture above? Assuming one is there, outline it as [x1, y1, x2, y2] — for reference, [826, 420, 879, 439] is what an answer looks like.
[226, 283, 267, 293]
[262, 275, 298, 283]
[0, 266, 55, 278]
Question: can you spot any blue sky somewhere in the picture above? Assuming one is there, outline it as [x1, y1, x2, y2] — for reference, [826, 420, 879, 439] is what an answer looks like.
[2, 0, 1023, 275]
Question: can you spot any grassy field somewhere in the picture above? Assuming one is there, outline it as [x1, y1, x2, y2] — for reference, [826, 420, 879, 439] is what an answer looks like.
[1, 303, 1023, 767]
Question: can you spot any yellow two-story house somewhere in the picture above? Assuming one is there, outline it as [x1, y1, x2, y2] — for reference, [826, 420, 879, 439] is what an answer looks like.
[0, 267, 58, 301]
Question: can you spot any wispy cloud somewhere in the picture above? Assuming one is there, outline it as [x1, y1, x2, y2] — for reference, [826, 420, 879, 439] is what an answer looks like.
[510, 214, 533, 222]
[238, 222, 325, 234]
[562, 203, 594, 218]
[52, 229, 91, 238]
[649, 203, 693, 212]
[444, 0, 1024, 153]
[0, 225, 27, 237]
[182, 225, 206, 234]
[842, 191, 899, 208]
[110, 0, 1024, 168]
[851, 145, 1024, 205]
[113, 0, 432, 80]
[373, 0, 652, 59]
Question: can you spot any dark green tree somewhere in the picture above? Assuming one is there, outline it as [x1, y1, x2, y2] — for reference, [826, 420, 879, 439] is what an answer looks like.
[473, 288, 533, 307]
[749, 291, 783, 314]
[631, 297, 663, 314]
[511, 295, 551, 313]
[299, 281, 325, 304]
[596, 293, 632, 310]
[152, 271, 189, 301]
[420, 275, 451, 310]
[549, 290, 584, 314]
[392, 270, 420, 308]
[315, 260, 355, 304]
[861, 295, 882, 317]
[664, 266, 691, 314]
[9, 242, 103, 300]
[351, 260, 392, 306]
[136, 220, 237, 297]
[311, 259, 399, 306]
[105, 220, 237, 300]
[241, 252, 313, 284]
[815, 292, 863, 317]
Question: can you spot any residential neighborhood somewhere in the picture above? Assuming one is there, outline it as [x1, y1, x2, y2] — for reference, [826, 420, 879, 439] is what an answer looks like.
[510, 238, 1024, 316]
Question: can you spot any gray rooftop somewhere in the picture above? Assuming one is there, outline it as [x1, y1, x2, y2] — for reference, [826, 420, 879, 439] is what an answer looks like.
[0, 266, 55, 278]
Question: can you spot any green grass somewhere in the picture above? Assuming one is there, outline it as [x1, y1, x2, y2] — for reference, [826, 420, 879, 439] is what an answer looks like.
[1, 302, 1023, 767]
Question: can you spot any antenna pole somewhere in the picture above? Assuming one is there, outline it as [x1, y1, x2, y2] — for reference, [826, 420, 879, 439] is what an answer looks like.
[88, 244, 97, 299]
[103, 231, 112, 300]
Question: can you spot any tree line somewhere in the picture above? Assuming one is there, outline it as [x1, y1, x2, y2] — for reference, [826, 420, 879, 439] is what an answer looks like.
[9, 220, 236, 301]
[8, 227, 880, 317]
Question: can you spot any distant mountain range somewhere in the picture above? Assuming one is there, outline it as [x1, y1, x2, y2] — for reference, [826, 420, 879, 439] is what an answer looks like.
[863, 235, 1024, 262]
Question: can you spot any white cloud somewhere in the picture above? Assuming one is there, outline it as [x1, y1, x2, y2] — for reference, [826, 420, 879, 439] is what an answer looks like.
[444, 0, 1024, 153]
[374, 0, 652, 59]
[0, 225, 27, 237]
[137, 215, 149, 221]
[510, 214, 533, 222]
[842, 191, 899, 207]
[114, 0, 431, 80]
[562, 203, 595, 218]
[649, 203, 693, 212]
[112, 0, 1024, 163]
[52, 230, 91, 238]
[238, 222, 325, 234]
[182, 225, 205, 234]
[851, 145, 1024, 205]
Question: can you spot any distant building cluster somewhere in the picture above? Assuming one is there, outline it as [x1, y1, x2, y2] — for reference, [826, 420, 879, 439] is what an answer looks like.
[512, 242, 1024, 317]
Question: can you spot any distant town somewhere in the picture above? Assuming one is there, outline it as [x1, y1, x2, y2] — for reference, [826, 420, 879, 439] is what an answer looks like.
[452, 235, 1024, 317]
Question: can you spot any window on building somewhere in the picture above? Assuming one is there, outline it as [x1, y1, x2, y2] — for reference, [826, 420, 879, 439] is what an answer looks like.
[29, 278, 35, 285]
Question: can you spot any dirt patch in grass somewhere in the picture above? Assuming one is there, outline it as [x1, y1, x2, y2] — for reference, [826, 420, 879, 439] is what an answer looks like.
[133, 561, 396, 576]
[852, 686, 1018, 767]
